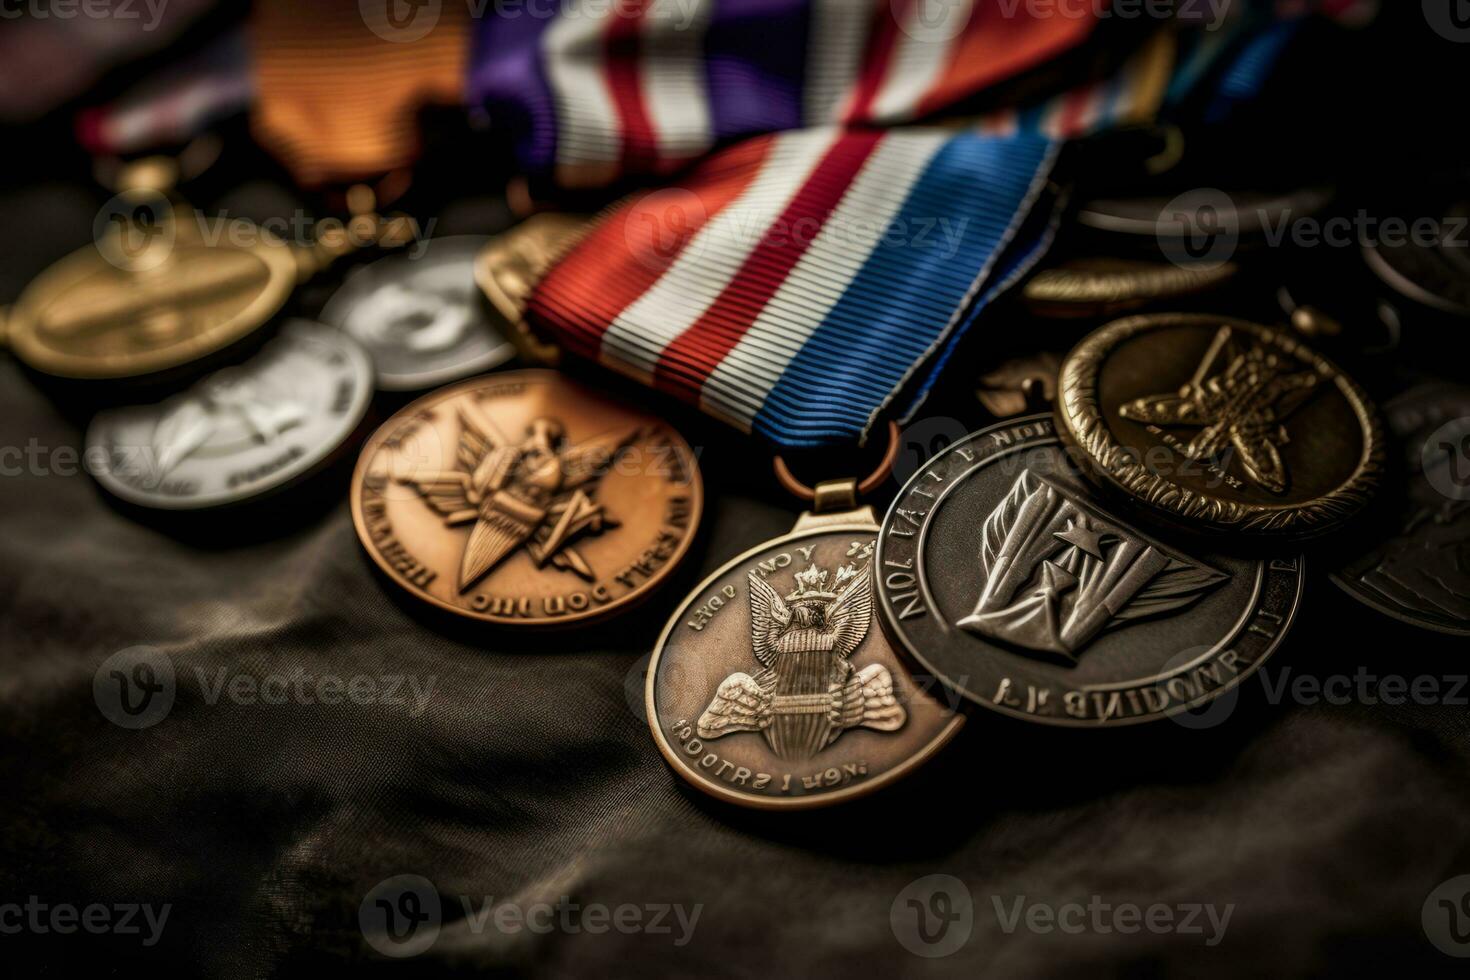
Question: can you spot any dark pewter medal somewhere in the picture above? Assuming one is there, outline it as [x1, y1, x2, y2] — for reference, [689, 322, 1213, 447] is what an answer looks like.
[875, 416, 1303, 726]
[1333, 383, 1470, 635]
[647, 440, 963, 808]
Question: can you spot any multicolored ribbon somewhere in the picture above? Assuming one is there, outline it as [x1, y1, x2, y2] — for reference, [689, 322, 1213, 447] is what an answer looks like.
[78, 30, 252, 156]
[469, 0, 1099, 188]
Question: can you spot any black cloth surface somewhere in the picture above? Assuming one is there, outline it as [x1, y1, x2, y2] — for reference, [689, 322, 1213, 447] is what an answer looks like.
[4, 176, 1470, 980]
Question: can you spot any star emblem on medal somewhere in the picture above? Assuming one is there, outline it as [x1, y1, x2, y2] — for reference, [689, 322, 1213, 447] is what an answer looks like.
[399, 400, 639, 590]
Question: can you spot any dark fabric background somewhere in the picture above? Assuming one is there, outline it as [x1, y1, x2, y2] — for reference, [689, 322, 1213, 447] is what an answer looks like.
[6, 135, 1470, 978]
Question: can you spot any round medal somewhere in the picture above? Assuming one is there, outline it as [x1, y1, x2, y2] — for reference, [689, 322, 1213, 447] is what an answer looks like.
[1076, 187, 1333, 240]
[9, 212, 298, 380]
[1362, 197, 1470, 318]
[1056, 314, 1385, 539]
[647, 521, 963, 808]
[320, 236, 516, 390]
[1022, 257, 1236, 318]
[87, 319, 374, 509]
[1332, 382, 1470, 636]
[875, 415, 1303, 726]
[350, 370, 701, 626]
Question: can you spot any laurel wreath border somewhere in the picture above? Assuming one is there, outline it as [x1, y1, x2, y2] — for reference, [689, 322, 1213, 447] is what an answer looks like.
[1057, 314, 1386, 536]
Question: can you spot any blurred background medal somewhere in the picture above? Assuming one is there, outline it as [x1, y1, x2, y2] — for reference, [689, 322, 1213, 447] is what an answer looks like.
[1332, 383, 1470, 636]
[6, 155, 298, 383]
[86, 319, 373, 509]
[320, 235, 515, 391]
[1055, 313, 1386, 541]
[1022, 256, 1238, 319]
[1362, 190, 1470, 319]
[473, 214, 592, 367]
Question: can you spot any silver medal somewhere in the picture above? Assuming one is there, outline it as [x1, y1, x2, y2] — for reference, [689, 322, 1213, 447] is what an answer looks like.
[87, 320, 373, 509]
[320, 236, 516, 390]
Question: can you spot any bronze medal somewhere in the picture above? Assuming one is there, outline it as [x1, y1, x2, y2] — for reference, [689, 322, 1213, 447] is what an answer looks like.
[350, 370, 701, 626]
[1056, 314, 1386, 539]
[646, 509, 963, 809]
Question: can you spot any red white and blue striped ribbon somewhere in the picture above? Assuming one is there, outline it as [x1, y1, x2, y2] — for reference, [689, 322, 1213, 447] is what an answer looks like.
[529, 126, 1057, 446]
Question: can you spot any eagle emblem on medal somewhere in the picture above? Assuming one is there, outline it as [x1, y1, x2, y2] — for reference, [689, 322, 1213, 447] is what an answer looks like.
[696, 559, 906, 761]
[400, 399, 638, 591]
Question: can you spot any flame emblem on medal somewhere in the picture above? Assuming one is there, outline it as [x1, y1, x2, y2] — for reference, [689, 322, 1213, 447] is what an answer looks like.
[959, 472, 1226, 662]
[696, 560, 905, 761]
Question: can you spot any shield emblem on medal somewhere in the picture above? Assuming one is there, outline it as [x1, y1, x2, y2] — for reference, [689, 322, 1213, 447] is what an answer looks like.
[696, 560, 907, 761]
[958, 471, 1226, 664]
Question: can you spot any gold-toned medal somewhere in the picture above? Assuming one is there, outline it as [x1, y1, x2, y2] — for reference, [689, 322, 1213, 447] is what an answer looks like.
[646, 434, 964, 809]
[7, 160, 413, 382]
[474, 214, 593, 366]
[8, 177, 296, 381]
[1056, 313, 1386, 539]
[350, 370, 701, 627]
